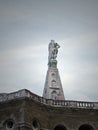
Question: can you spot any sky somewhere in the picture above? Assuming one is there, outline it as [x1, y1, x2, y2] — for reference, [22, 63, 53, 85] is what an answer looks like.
[0, 0, 98, 102]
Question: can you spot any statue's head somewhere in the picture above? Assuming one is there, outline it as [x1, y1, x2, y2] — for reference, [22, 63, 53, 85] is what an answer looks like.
[51, 40, 55, 44]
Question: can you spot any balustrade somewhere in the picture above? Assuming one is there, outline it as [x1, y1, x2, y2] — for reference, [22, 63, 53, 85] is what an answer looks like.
[0, 89, 97, 109]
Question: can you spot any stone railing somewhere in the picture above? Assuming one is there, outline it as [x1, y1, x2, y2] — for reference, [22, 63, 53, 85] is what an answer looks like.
[0, 89, 25, 102]
[0, 89, 98, 109]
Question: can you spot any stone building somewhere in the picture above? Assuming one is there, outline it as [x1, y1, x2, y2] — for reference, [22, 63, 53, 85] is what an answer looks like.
[0, 89, 98, 130]
[0, 40, 98, 130]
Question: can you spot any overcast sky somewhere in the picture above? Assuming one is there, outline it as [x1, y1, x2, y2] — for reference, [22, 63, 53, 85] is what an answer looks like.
[0, 0, 98, 102]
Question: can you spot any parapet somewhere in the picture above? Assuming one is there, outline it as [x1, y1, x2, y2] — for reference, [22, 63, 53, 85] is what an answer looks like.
[0, 89, 98, 109]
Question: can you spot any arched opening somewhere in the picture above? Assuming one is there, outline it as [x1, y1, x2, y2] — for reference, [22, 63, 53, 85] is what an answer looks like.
[79, 124, 94, 130]
[51, 91, 57, 100]
[51, 80, 56, 87]
[32, 118, 40, 130]
[54, 124, 67, 130]
[51, 73, 55, 76]
[4, 119, 14, 130]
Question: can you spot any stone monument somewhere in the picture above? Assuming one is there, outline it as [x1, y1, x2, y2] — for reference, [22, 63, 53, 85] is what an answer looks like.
[0, 40, 98, 130]
[43, 40, 65, 100]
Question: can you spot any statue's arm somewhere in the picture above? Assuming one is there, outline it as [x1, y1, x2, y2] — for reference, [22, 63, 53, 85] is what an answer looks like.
[57, 43, 60, 48]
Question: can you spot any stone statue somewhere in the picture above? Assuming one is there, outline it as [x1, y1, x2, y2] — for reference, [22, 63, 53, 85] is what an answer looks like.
[48, 40, 60, 66]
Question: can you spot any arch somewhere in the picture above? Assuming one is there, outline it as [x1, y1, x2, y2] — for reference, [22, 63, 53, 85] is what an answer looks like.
[51, 80, 56, 87]
[51, 91, 57, 100]
[54, 124, 67, 130]
[51, 73, 55, 76]
[79, 124, 94, 130]
[4, 119, 15, 130]
[32, 118, 40, 130]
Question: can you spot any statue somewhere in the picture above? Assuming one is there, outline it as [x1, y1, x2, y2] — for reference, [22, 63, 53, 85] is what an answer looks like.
[48, 40, 60, 66]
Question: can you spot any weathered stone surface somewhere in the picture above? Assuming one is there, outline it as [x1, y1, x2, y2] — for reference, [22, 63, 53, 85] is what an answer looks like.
[0, 94, 98, 130]
[0, 98, 25, 130]
[43, 67, 65, 100]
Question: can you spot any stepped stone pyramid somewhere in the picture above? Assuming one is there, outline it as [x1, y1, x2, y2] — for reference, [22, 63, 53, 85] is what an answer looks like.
[43, 40, 65, 100]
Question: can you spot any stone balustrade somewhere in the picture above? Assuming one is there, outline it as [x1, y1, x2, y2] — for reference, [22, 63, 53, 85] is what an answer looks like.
[0, 89, 98, 109]
[0, 89, 25, 102]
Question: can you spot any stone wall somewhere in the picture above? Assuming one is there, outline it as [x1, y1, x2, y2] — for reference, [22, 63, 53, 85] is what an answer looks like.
[0, 90, 98, 130]
[24, 98, 98, 130]
[0, 98, 24, 130]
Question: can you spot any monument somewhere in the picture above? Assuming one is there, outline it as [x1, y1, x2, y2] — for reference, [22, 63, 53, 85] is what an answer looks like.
[43, 40, 65, 100]
[0, 40, 98, 130]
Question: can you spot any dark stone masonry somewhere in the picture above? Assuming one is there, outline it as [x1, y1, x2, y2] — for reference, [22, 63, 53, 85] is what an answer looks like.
[0, 89, 98, 130]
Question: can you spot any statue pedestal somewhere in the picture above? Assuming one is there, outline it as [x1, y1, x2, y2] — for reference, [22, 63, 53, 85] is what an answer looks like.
[43, 58, 65, 100]
[48, 59, 57, 68]
[43, 65, 65, 100]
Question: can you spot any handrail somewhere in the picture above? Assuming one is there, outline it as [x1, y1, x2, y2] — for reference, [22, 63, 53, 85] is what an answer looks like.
[0, 89, 98, 109]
